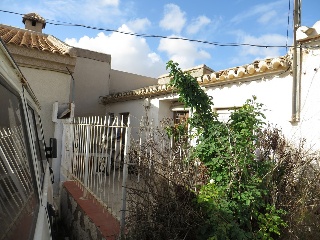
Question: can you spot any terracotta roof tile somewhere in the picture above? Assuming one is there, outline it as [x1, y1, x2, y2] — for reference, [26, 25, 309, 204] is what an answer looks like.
[10, 30, 23, 45]
[0, 24, 75, 56]
[30, 33, 39, 49]
[101, 56, 291, 104]
[20, 31, 30, 47]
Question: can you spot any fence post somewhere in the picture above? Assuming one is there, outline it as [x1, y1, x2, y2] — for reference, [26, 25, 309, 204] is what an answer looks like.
[67, 121, 74, 177]
[60, 119, 74, 181]
[120, 116, 131, 236]
[83, 119, 90, 198]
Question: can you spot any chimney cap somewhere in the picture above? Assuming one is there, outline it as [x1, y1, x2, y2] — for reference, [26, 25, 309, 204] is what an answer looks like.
[22, 13, 46, 29]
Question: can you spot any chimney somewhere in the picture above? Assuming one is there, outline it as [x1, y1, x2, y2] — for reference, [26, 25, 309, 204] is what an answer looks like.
[22, 13, 46, 33]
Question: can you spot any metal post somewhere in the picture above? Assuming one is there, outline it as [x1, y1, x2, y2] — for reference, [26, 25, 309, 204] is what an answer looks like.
[120, 116, 131, 236]
[83, 123, 90, 198]
[292, 0, 301, 122]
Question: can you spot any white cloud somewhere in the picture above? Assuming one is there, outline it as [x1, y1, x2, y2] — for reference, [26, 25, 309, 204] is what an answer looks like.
[127, 18, 151, 32]
[230, 0, 286, 25]
[230, 32, 290, 65]
[187, 15, 211, 34]
[65, 25, 165, 78]
[158, 36, 211, 69]
[32, 0, 123, 25]
[99, 0, 119, 7]
[240, 33, 289, 58]
[258, 10, 278, 24]
[159, 4, 186, 33]
[148, 52, 161, 63]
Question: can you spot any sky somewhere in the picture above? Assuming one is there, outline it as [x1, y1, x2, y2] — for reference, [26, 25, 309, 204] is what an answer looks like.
[0, 0, 319, 78]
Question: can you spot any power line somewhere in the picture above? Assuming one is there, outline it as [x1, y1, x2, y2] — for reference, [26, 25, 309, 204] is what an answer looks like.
[286, 0, 292, 51]
[0, 8, 294, 48]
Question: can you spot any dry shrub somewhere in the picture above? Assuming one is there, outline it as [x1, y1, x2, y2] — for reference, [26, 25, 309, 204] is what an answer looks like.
[124, 121, 320, 239]
[124, 121, 208, 240]
[258, 128, 320, 239]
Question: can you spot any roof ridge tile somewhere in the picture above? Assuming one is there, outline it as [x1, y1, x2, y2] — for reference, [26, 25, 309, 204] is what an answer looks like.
[0, 24, 76, 56]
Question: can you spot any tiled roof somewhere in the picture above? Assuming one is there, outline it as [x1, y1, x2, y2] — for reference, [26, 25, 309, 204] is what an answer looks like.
[101, 56, 290, 104]
[0, 24, 75, 56]
[100, 84, 176, 104]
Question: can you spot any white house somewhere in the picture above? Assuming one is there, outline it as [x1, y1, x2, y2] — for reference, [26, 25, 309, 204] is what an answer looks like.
[101, 21, 320, 151]
[0, 12, 158, 196]
[0, 13, 76, 143]
[0, 13, 157, 143]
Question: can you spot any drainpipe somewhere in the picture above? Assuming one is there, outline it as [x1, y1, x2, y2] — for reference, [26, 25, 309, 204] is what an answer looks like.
[291, 0, 302, 122]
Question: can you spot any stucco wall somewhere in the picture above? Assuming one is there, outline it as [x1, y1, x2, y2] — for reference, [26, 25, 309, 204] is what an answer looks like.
[110, 69, 157, 94]
[106, 99, 146, 139]
[105, 95, 181, 140]
[204, 47, 320, 150]
[73, 49, 111, 117]
[206, 74, 293, 136]
[20, 67, 71, 142]
[297, 46, 320, 149]
[156, 98, 175, 123]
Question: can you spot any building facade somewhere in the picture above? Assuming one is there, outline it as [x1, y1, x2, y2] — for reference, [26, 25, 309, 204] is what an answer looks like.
[102, 21, 320, 150]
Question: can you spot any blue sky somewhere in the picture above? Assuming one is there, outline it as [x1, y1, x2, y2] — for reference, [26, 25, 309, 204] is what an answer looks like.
[0, 0, 319, 77]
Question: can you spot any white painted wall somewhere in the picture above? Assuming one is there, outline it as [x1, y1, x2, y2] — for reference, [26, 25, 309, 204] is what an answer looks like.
[105, 95, 183, 140]
[206, 74, 294, 138]
[73, 49, 111, 117]
[295, 45, 320, 149]
[20, 67, 71, 142]
[110, 69, 157, 94]
[106, 99, 146, 139]
[156, 98, 175, 123]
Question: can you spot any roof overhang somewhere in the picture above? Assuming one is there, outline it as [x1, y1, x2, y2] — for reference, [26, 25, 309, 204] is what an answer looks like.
[101, 56, 290, 105]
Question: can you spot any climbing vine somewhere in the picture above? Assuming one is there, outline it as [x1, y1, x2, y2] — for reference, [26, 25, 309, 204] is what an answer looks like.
[167, 60, 217, 136]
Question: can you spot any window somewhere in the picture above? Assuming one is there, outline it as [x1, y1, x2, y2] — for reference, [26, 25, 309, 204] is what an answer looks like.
[213, 107, 240, 123]
[172, 110, 189, 144]
[174, 111, 189, 125]
[0, 79, 39, 240]
[171, 101, 189, 131]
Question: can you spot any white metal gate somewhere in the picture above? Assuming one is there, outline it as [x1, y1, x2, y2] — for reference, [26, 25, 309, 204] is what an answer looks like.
[61, 115, 130, 233]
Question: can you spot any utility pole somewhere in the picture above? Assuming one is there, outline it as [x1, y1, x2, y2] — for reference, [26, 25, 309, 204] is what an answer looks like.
[292, 0, 301, 122]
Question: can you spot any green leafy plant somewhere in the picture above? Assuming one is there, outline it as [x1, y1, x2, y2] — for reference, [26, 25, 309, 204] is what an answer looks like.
[166, 61, 287, 239]
[167, 60, 216, 136]
[165, 120, 188, 143]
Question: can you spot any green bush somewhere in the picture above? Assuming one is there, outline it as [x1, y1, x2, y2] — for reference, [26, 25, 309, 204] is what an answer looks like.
[167, 61, 287, 239]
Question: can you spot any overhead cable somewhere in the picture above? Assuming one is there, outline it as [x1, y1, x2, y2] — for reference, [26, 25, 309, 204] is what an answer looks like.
[286, 0, 292, 51]
[0, 8, 295, 48]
